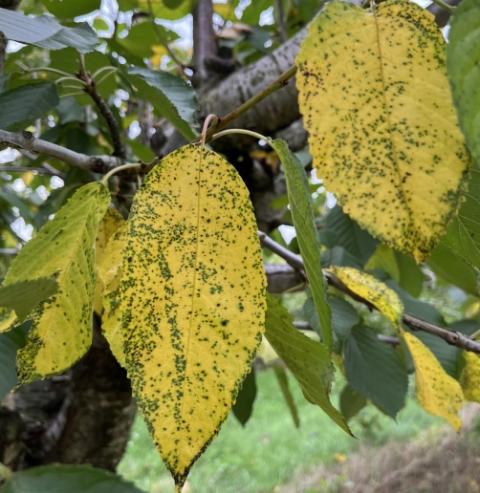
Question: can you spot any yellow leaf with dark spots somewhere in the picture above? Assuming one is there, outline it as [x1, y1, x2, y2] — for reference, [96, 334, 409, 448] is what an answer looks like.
[3, 182, 110, 382]
[296, 0, 469, 261]
[460, 351, 480, 403]
[94, 207, 124, 314]
[327, 266, 403, 326]
[115, 144, 266, 488]
[403, 332, 463, 430]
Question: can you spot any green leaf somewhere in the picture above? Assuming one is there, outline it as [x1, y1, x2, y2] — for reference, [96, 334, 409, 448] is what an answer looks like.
[0, 83, 59, 130]
[265, 295, 350, 434]
[241, 0, 273, 24]
[233, 369, 257, 426]
[296, 0, 469, 261]
[321, 205, 377, 267]
[0, 322, 26, 400]
[0, 465, 143, 493]
[0, 8, 97, 52]
[128, 66, 198, 140]
[344, 325, 408, 418]
[440, 168, 480, 269]
[41, 0, 101, 18]
[270, 139, 332, 349]
[0, 279, 58, 321]
[3, 182, 111, 382]
[339, 384, 367, 421]
[447, 0, 480, 167]
[273, 365, 300, 428]
[428, 242, 479, 295]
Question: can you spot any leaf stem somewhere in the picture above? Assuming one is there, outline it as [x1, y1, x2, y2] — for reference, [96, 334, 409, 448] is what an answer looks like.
[210, 128, 269, 143]
[204, 64, 297, 141]
[101, 163, 142, 184]
[429, 0, 455, 12]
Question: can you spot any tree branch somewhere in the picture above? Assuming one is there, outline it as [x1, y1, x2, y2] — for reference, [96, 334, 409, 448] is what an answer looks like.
[260, 233, 480, 354]
[0, 129, 121, 172]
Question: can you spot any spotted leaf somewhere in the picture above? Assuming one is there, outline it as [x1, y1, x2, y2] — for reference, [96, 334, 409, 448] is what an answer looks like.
[296, 0, 469, 261]
[460, 351, 480, 403]
[403, 331, 464, 430]
[3, 182, 110, 382]
[93, 208, 124, 314]
[327, 266, 403, 326]
[115, 144, 266, 488]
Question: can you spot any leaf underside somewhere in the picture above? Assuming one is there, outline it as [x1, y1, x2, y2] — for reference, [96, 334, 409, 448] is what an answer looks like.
[296, 0, 469, 261]
[112, 144, 266, 487]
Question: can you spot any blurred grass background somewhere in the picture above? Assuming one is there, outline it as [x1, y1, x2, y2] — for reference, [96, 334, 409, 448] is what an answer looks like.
[118, 369, 442, 493]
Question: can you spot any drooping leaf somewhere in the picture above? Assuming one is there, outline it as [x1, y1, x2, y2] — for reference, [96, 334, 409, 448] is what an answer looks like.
[460, 351, 480, 402]
[3, 182, 110, 382]
[403, 331, 464, 430]
[0, 83, 59, 130]
[340, 384, 367, 421]
[0, 278, 58, 321]
[0, 465, 143, 493]
[441, 168, 480, 269]
[273, 365, 300, 428]
[93, 208, 124, 314]
[128, 66, 198, 140]
[112, 144, 266, 488]
[447, 0, 480, 167]
[41, 0, 101, 18]
[327, 266, 403, 326]
[0, 8, 98, 52]
[270, 139, 332, 349]
[0, 322, 26, 400]
[296, 0, 469, 261]
[344, 325, 408, 418]
[232, 369, 257, 426]
[265, 295, 350, 434]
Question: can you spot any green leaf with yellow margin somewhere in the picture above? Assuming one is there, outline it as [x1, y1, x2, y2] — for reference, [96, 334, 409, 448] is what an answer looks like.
[93, 208, 124, 314]
[3, 182, 110, 382]
[114, 144, 266, 489]
[328, 266, 464, 428]
[460, 351, 480, 402]
[403, 331, 464, 430]
[327, 266, 403, 326]
[270, 139, 332, 349]
[265, 294, 351, 434]
[296, 0, 469, 261]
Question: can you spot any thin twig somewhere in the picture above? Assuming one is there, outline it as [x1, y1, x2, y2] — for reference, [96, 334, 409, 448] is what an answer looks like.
[0, 129, 121, 172]
[260, 232, 480, 354]
[204, 64, 297, 141]
[429, 0, 455, 12]
[0, 165, 60, 176]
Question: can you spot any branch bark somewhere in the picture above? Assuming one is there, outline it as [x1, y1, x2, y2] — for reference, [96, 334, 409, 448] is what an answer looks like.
[0, 130, 121, 172]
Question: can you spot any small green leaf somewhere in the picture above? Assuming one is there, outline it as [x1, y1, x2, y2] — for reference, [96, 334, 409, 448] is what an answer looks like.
[41, 0, 101, 18]
[0, 278, 58, 321]
[273, 365, 300, 428]
[339, 384, 367, 421]
[344, 325, 408, 418]
[0, 465, 143, 493]
[128, 66, 198, 140]
[0, 8, 98, 52]
[0, 322, 27, 400]
[233, 369, 257, 426]
[271, 139, 332, 349]
[0, 83, 59, 130]
[447, 0, 480, 167]
[265, 295, 350, 434]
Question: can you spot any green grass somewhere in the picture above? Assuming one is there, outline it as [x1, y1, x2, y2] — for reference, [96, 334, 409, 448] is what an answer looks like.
[118, 369, 442, 493]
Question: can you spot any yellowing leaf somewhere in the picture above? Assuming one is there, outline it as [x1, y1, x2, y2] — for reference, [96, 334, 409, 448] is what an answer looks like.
[4, 182, 110, 382]
[296, 0, 469, 261]
[327, 266, 403, 326]
[460, 351, 480, 402]
[403, 331, 463, 430]
[94, 208, 124, 314]
[0, 309, 17, 333]
[150, 44, 167, 68]
[115, 144, 266, 487]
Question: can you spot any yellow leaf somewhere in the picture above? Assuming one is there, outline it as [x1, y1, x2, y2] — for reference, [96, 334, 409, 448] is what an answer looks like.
[296, 0, 469, 261]
[3, 182, 110, 382]
[115, 144, 266, 487]
[0, 309, 16, 333]
[403, 332, 463, 430]
[94, 208, 124, 314]
[150, 44, 167, 69]
[460, 351, 480, 402]
[327, 266, 403, 326]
